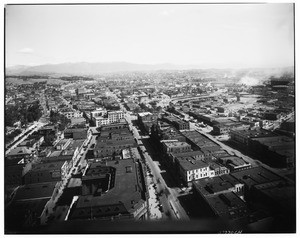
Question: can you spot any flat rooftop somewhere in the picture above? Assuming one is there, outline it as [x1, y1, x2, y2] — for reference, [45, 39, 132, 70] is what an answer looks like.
[194, 174, 241, 196]
[205, 192, 246, 216]
[74, 159, 145, 213]
[218, 156, 248, 166]
[31, 161, 66, 172]
[12, 181, 57, 201]
[231, 166, 282, 188]
[177, 156, 208, 171]
[173, 150, 205, 158]
[231, 128, 277, 138]
[163, 141, 191, 148]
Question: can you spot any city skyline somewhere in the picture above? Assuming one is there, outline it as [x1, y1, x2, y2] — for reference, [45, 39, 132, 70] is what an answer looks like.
[5, 3, 294, 69]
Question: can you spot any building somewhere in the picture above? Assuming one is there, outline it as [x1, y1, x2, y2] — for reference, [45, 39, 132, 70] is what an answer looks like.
[23, 161, 68, 185]
[230, 166, 282, 196]
[67, 159, 148, 221]
[193, 174, 245, 198]
[90, 108, 107, 118]
[19, 134, 44, 150]
[212, 122, 249, 135]
[137, 112, 158, 134]
[93, 116, 109, 127]
[6, 146, 36, 165]
[5, 182, 58, 231]
[107, 110, 125, 123]
[217, 156, 252, 172]
[199, 192, 247, 220]
[175, 157, 210, 185]
[230, 128, 277, 147]
[162, 141, 192, 154]
[64, 128, 88, 140]
[249, 136, 295, 167]
[5, 162, 32, 187]
[181, 130, 221, 154]
[61, 110, 83, 119]
[94, 139, 137, 158]
[162, 115, 190, 131]
[70, 117, 87, 126]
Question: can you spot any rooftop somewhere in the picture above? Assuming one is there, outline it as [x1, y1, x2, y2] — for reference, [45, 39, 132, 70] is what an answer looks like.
[138, 112, 152, 117]
[7, 146, 35, 156]
[173, 150, 205, 158]
[66, 139, 85, 150]
[193, 174, 242, 196]
[231, 166, 282, 188]
[12, 181, 57, 201]
[176, 156, 209, 171]
[231, 128, 277, 138]
[205, 192, 246, 216]
[163, 141, 191, 148]
[218, 156, 248, 166]
[73, 159, 145, 215]
[31, 161, 66, 172]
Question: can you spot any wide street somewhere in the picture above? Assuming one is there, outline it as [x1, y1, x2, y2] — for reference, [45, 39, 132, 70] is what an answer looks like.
[124, 111, 189, 220]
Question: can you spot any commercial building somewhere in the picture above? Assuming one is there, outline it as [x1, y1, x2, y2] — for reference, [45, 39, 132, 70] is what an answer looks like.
[230, 128, 277, 147]
[162, 141, 192, 154]
[216, 156, 252, 172]
[6, 182, 58, 231]
[193, 174, 245, 198]
[174, 156, 230, 186]
[61, 110, 83, 119]
[162, 115, 190, 131]
[137, 112, 158, 134]
[212, 122, 249, 135]
[93, 116, 109, 127]
[6, 146, 36, 165]
[230, 166, 282, 195]
[90, 108, 107, 118]
[249, 136, 295, 167]
[64, 128, 88, 140]
[92, 110, 125, 127]
[107, 110, 125, 123]
[181, 130, 221, 155]
[68, 159, 148, 221]
[23, 161, 68, 185]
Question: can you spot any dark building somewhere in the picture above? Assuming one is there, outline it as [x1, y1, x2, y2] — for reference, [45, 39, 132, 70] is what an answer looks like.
[23, 161, 68, 185]
[68, 159, 148, 221]
[137, 112, 158, 134]
[64, 128, 88, 140]
[162, 115, 190, 131]
[5, 182, 57, 231]
[249, 136, 295, 167]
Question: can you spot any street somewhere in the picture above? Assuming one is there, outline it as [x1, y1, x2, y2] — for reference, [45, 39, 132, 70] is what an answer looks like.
[124, 111, 189, 220]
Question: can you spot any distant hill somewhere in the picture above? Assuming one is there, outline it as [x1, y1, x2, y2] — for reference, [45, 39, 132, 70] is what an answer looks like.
[5, 65, 31, 75]
[6, 62, 202, 76]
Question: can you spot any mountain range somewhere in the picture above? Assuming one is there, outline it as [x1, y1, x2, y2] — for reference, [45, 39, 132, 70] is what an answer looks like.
[6, 62, 204, 75]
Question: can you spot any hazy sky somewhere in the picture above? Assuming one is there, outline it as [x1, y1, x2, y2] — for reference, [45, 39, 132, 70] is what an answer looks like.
[5, 3, 294, 68]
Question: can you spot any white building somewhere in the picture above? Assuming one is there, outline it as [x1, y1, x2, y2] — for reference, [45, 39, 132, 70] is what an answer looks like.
[91, 107, 107, 118]
[61, 110, 83, 119]
[93, 116, 109, 127]
[107, 110, 125, 123]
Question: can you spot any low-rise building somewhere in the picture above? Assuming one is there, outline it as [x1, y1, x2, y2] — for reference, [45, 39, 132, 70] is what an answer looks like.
[217, 156, 252, 172]
[68, 159, 147, 221]
[6, 146, 36, 165]
[162, 141, 192, 154]
[6, 182, 58, 231]
[23, 161, 68, 185]
[64, 128, 88, 140]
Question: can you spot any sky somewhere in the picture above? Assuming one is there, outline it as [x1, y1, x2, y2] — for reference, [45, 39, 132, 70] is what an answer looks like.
[5, 3, 294, 68]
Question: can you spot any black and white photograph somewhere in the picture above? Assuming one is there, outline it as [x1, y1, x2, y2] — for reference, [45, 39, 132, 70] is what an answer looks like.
[3, 1, 297, 234]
